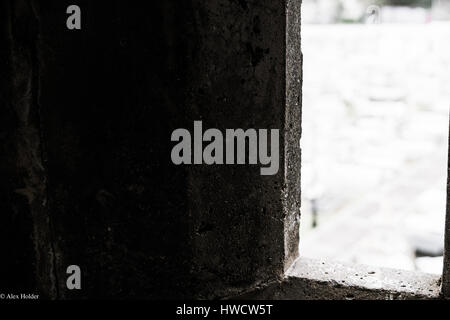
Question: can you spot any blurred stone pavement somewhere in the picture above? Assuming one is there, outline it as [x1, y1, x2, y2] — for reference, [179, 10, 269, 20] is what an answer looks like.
[300, 23, 450, 274]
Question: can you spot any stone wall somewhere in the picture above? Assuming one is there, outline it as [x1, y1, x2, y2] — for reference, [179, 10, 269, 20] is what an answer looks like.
[0, 0, 301, 299]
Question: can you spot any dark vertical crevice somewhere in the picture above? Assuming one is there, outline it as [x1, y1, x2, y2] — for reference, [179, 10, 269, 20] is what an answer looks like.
[28, 1, 59, 299]
[5, 0, 58, 298]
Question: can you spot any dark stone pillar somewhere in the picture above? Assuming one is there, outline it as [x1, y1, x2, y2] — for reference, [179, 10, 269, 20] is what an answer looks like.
[1, 0, 301, 299]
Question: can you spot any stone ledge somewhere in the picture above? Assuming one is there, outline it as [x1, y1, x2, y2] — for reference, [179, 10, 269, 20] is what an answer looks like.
[237, 258, 442, 300]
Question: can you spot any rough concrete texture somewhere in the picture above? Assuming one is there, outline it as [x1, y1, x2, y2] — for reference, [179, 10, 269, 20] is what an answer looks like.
[1, 1, 301, 299]
[0, 1, 58, 298]
[284, 0, 302, 272]
[238, 258, 442, 300]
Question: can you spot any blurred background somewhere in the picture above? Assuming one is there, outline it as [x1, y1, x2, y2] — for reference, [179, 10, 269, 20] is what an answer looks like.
[300, 0, 450, 274]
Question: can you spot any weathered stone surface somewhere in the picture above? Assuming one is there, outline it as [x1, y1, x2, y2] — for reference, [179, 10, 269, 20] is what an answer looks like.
[1, 0, 301, 299]
[0, 0, 57, 299]
[284, 0, 302, 273]
[238, 258, 442, 300]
